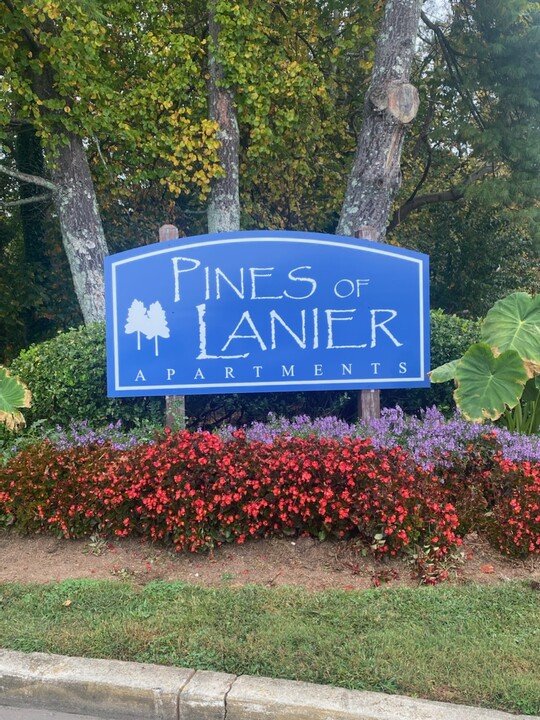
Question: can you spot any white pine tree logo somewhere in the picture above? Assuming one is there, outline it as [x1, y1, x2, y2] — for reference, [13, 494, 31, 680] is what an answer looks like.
[124, 299, 170, 356]
[124, 299, 149, 350]
[145, 301, 170, 356]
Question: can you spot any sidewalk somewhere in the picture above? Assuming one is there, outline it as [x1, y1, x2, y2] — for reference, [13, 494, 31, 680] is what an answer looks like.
[1, 649, 538, 720]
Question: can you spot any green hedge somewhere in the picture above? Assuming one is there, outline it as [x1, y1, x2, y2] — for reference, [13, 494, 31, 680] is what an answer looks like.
[10, 310, 481, 430]
[10, 323, 164, 429]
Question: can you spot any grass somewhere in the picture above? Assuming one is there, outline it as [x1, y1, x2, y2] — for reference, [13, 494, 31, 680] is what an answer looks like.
[0, 580, 539, 715]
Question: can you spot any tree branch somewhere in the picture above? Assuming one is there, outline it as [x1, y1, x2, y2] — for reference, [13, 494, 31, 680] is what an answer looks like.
[0, 193, 51, 208]
[421, 11, 485, 130]
[388, 164, 493, 232]
[0, 164, 58, 192]
[406, 138, 433, 204]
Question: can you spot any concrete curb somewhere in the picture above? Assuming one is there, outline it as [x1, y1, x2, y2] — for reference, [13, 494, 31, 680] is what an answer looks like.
[0, 650, 537, 720]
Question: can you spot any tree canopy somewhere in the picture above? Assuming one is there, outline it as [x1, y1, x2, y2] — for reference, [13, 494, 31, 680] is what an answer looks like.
[0, 0, 538, 358]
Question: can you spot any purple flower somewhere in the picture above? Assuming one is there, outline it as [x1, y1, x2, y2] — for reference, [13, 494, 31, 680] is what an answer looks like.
[46, 420, 151, 451]
[217, 406, 540, 466]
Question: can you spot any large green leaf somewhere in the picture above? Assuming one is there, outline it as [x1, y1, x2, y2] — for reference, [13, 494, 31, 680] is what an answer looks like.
[0, 367, 32, 431]
[481, 292, 540, 376]
[454, 343, 528, 422]
[430, 358, 460, 384]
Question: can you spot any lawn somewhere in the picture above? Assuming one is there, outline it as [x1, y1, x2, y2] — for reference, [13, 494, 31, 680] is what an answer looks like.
[0, 578, 539, 715]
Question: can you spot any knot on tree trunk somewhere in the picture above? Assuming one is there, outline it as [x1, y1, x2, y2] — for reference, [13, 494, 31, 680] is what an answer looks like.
[370, 81, 419, 124]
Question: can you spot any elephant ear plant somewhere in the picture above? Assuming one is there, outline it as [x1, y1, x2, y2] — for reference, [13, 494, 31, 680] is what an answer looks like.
[0, 367, 32, 431]
[431, 292, 540, 434]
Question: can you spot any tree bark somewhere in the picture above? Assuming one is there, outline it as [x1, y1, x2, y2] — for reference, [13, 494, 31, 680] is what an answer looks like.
[207, 0, 240, 234]
[2, 6, 109, 325]
[337, 0, 423, 421]
[337, 0, 422, 240]
[50, 134, 109, 323]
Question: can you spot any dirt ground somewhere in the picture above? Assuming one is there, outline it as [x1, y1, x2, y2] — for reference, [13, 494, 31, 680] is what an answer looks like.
[1, 530, 539, 590]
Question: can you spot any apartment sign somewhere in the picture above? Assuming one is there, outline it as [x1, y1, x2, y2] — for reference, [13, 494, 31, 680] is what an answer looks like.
[105, 230, 430, 396]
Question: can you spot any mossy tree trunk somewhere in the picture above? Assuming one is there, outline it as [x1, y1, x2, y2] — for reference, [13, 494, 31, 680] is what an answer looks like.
[337, 0, 422, 419]
[337, 0, 422, 240]
[207, 0, 240, 234]
[50, 134, 109, 323]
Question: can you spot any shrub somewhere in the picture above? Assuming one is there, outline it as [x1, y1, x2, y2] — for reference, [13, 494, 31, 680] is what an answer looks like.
[486, 459, 540, 556]
[10, 323, 352, 429]
[0, 431, 462, 578]
[220, 406, 540, 466]
[10, 323, 164, 429]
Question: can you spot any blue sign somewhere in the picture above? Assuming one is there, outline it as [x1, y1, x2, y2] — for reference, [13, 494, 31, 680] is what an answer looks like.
[105, 231, 430, 396]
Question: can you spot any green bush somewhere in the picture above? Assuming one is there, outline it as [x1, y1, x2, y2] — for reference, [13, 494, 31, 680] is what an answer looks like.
[383, 309, 482, 415]
[10, 323, 164, 429]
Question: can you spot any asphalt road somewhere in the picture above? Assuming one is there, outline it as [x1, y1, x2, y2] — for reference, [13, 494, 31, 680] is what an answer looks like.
[0, 708, 114, 720]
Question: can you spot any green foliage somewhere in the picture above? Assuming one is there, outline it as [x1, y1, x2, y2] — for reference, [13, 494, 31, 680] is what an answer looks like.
[2, 0, 539, 388]
[1, 0, 222, 195]
[0, 202, 82, 363]
[392, 0, 540, 269]
[10, 323, 164, 429]
[210, 0, 377, 231]
[0, 367, 31, 431]
[392, 203, 539, 317]
[383, 309, 481, 415]
[431, 292, 540, 429]
[8, 321, 350, 430]
[450, 0, 540, 221]
[503, 378, 540, 436]
[482, 292, 540, 369]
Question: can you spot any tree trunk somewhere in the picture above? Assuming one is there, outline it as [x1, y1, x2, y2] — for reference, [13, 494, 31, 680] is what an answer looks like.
[337, 0, 422, 240]
[337, 0, 422, 421]
[207, 0, 240, 234]
[50, 134, 109, 323]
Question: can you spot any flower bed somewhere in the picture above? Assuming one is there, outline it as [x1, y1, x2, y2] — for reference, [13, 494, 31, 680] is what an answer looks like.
[1, 411, 539, 584]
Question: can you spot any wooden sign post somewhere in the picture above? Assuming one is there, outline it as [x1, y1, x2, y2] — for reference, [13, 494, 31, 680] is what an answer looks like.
[159, 224, 186, 430]
[355, 225, 381, 422]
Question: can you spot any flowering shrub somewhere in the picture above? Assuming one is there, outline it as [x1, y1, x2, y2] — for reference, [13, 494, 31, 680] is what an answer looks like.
[1, 413, 539, 583]
[217, 406, 540, 466]
[1, 430, 464, 579]
[360, 406, 540, 467]
[485, 459, 540, 557]
[1, 419, 157, 466]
